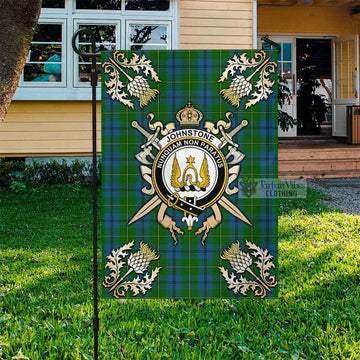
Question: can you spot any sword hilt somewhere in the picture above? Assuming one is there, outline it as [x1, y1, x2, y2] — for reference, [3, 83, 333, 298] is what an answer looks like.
[132, 121, 160, 150]
[228, 119, 248, 138]
[132, 121, 152, 139]
[219, 119, 248, 149]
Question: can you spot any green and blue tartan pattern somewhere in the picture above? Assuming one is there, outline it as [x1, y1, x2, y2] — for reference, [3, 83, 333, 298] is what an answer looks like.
[102, 50, 278, 298]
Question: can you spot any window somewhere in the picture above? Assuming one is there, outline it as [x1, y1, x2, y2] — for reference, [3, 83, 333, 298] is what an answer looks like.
[15, 0, 178, 100]
[125, 0, 170, 11]
[74, 0, 170, 11]
[41, 0, 65, 8]
[22, 22, 65, 86]
[128, 24, 169, 50]
[262, 41, 292, 81]
[75, 23, 119, 86]
[76, 0, 122, 10]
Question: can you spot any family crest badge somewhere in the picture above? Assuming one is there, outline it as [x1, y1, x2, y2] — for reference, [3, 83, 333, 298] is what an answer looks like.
[128, 102, 251, 246]
[102, 50, 278, 298]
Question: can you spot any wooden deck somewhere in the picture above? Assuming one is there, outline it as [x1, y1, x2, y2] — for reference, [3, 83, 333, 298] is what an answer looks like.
[279, 141, 360, 179]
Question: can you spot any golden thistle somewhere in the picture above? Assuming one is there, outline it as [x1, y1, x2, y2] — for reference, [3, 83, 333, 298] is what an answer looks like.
[127, 241, 160, 274]
[104, 56, 160, 109]
[220, 75, 252, 108]
[106, 241, 160, 295]
[219, 55, 272, 108]
[220, 241, 252, 273]
[220, 240, 270, 291]
[127, 75, 159, 108]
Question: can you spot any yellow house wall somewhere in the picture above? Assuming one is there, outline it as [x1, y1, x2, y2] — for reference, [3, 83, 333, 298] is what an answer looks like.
[1, 0, 254, 157]
[258, 5, 359, 36]
[180, 0, 254, 49]
[0, 101, 101, 156]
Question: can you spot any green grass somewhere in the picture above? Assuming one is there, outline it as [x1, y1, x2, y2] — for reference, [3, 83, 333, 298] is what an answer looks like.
[0, 186, 359, 359]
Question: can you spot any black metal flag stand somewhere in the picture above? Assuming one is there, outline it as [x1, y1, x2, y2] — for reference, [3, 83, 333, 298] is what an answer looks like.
[72, 29, 100, 360]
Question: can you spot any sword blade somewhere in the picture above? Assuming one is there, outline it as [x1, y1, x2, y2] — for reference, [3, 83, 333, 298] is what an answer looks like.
[218, 197, 252, 226]
[128, 195, 162, 225]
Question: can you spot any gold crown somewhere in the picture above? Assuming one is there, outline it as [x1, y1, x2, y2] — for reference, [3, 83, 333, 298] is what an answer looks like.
[176, 102, 203, 127]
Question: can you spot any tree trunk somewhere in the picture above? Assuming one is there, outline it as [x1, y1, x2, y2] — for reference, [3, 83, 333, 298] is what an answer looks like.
[0, 0, 41, 123]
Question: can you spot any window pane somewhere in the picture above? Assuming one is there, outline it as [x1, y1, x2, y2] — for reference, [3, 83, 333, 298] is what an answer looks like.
[76, 0, 121, 10]
[77, 24, 117, 85]
[78, 43, 116, 62]
[79, 25, 116, 43]
[78, 25, 116, 62]
[282, 62, 292, 80]
[42, 0, 65, 8]
[24, 63, 62, 82]
[262, 42, 273, 51]
[29, 44, 62, 62]
[126, 0, 169, 10]
[130, 25, 168, 45]
[282, 43, 291, 62]
[79, 64, 102, 82]
[33, 24, 62, 43]
[131, 44, 167, 51]
[78, 43, 116, 52]
[25, 23, 63, 83]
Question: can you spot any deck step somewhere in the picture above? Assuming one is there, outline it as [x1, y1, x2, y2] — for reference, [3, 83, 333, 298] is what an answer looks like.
[279, 170, 360, 179]
[278, 143, 360, 178]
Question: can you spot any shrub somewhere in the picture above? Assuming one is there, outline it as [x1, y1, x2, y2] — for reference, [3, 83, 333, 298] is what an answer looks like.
[0, 158, 100, 190]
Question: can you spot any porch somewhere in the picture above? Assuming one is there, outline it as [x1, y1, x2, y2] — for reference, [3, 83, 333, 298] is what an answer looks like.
[278, 139, 360, 178]
[258, 0, 360, 139]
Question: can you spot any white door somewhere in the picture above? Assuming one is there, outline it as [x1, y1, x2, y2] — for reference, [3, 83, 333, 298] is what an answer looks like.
[333, 36, 359, 136]
[259, 36, 297, 137]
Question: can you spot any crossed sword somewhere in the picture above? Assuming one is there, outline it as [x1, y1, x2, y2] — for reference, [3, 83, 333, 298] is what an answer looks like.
[128, 120, 252, 227]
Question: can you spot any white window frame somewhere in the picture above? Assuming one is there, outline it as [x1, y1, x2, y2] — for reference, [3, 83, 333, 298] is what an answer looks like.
[41, 0, 66, 12]
[19, 18, 67, 88]
[126, 20, 172, 51]
[73, 19, 121, 88]
[14, 0, 179, 101]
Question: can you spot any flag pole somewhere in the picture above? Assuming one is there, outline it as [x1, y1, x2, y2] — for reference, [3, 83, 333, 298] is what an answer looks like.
[72, 29, 100, 360]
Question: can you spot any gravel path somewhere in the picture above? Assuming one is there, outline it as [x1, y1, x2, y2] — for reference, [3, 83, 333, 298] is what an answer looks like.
[307, 178, 360, 216]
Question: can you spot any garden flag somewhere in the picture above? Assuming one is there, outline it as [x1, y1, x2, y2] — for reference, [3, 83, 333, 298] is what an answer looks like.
[102, 50, 278, 298]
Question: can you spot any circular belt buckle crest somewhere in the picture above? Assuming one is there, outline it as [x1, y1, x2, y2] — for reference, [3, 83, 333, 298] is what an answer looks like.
[153, 137, 228, 216]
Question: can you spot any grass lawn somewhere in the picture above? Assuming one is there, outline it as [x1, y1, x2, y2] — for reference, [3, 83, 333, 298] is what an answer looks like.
[0, 185, 359, 359]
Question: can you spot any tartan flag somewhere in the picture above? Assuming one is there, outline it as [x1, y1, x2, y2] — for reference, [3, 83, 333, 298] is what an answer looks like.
[101, 50, 278, 299]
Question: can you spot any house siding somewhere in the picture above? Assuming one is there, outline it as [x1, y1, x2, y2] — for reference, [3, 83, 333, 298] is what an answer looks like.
[180, 0, 254, 49]
[1, 101, 101, 156]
